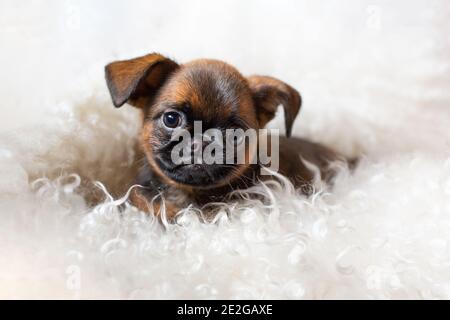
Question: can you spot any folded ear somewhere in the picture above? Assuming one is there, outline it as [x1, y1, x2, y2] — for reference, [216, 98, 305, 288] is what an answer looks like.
[247, 75, 301, 137]
[105, 53, 179, 108]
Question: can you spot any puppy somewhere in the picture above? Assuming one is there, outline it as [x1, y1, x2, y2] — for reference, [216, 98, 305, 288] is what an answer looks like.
[105, 53, 347, 219]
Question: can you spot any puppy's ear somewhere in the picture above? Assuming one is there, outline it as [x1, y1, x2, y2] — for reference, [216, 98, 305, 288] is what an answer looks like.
[247, 76, 301, 137]
[105, 53, 179, 108]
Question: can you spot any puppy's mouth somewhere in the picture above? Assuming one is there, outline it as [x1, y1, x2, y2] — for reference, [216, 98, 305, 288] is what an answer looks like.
[154, 155, 235, 188]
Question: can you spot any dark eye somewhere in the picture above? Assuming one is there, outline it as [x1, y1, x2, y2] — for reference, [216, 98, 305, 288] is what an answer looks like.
[162, 111, 182, 128]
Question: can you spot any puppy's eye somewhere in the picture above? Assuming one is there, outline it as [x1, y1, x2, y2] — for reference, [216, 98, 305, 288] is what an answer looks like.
[162, 111, 182, 128]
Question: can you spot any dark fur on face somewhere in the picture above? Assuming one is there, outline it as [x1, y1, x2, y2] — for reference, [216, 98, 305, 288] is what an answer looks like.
[142, 59, 257, 188]
[105, 53, 347, 219]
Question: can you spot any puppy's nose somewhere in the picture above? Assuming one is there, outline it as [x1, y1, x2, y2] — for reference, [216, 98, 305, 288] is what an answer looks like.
[191, 137, 209, 164]
[191, 136, 214, 151]
[191, 139, 203, 153]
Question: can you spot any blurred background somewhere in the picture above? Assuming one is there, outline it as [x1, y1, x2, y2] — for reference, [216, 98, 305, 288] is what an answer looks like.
[1, 0, 450, 299]
[0, 0, 449, 134]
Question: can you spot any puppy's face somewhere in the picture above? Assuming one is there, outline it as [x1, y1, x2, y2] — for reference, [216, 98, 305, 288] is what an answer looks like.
[105, 53, 301, 189]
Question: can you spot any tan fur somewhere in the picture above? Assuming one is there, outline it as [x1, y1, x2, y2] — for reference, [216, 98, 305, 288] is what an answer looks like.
[105, 53, 349, 218]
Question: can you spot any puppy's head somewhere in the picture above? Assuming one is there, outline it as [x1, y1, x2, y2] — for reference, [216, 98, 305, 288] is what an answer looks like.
[105, 53, 301, 189]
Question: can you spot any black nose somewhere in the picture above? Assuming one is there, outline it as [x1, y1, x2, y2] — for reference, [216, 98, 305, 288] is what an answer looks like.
[191, 138, 203, 153]
[191, 137, 215, 153]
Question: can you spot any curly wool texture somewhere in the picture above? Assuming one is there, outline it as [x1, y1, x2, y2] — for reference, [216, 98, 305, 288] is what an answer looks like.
[1, 1, 450, 299]
[1, 100, 449, 300]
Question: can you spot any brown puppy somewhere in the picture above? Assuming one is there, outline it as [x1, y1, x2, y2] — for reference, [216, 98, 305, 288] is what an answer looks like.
[105, 53, 346, 219]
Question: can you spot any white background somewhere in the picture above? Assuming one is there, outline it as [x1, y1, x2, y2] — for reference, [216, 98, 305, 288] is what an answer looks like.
[1, 0, 450, 299]
[1, 0, 448, 132]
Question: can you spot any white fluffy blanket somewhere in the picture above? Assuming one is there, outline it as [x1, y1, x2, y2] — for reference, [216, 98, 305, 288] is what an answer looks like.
[1, 0, 450, 299]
